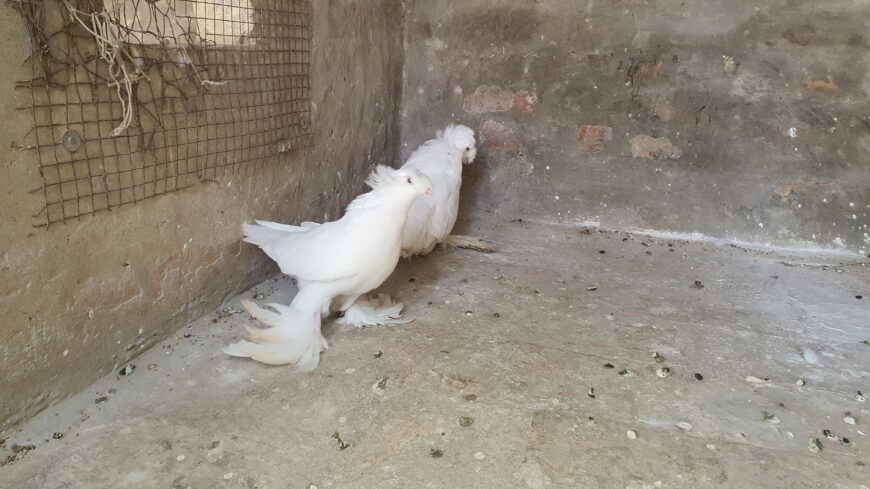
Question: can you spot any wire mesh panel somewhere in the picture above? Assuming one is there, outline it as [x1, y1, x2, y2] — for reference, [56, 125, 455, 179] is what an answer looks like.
[12, 0, 312, 225]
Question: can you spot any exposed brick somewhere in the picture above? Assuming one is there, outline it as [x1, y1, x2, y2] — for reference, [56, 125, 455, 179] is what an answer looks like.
[463, 86, 514, 113]
[630, 135, 681, 160]
[578, 125, 613, 153]
[783, 25, 815, 46]
[480, 120, 520, 151]
[805, 78, 838, 92]
[627, 57, 663, 86]
[636, 60, 662, 80]
[513, 91, 540, 112]
[464, 86, 538, 113]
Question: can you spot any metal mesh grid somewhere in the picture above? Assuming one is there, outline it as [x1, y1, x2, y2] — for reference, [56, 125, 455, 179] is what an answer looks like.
[13, 0, 312, 225]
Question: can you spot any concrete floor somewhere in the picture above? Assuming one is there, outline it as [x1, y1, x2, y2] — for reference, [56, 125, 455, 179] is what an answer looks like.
[1, 219, 868, 488]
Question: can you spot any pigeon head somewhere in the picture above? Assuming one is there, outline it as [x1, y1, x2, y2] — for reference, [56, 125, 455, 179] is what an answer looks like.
[397, 169, 433, 196]
[365, 165, 433, 196]
[439, 124, 477, 165]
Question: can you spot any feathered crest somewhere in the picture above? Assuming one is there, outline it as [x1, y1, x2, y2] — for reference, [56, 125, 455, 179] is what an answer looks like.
[364, 165, 424, 191]
[439, 124, 476, 150]
[346, 165, 415, 214]
[364, 164, 402, 191]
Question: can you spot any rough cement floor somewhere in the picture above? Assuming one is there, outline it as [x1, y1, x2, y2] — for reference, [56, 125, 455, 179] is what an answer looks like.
[1, 219, 869, 489]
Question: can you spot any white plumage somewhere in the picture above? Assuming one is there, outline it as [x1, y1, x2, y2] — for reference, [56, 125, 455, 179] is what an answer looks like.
[400, 124, 481, 257]
[291, 125, 484, 258]
[224, 165, 433, 370]
[334, 293, 413, 327]
[224, 301, 322, 367]
[338, 124, 495, 328]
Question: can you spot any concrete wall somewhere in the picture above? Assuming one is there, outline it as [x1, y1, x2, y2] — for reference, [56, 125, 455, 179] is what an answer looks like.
[0, 0, 404, 429]
[401, 0, 870, 254]
[4, 0, 869, 431]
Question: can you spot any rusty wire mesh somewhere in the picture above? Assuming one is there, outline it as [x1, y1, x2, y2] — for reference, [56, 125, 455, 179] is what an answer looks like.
[12, 0, 312, 225]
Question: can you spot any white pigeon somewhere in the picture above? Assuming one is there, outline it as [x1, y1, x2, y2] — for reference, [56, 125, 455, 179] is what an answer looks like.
[399, 123, 494, 256]
[224, 165, 433, 370]
[336, 124, 495, 327]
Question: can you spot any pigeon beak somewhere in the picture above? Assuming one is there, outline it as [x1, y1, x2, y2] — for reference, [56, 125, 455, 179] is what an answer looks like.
[425, 188, 433, 196]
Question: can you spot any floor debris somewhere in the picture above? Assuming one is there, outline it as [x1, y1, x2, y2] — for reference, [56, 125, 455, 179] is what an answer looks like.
[1, 222, 867, 486]
[372, 377, 389, 394]
[332, 432, 351, 450]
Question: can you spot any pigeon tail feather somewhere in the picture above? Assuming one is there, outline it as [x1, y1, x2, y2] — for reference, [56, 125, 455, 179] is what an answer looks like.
[242, 223, 288, 247]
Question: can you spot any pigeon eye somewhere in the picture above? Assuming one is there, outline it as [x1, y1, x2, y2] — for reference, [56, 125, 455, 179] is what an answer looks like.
[465, 147, 470, 151]
[407, 177, 413, 184]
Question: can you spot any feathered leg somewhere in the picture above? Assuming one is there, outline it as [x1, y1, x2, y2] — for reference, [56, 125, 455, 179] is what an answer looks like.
[335, 293, 414, 328]
[441, 234, 498, 253]
[223, 300, 324, 371]
[291, 286, 335, 351]
[336, 294, 361, 313]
